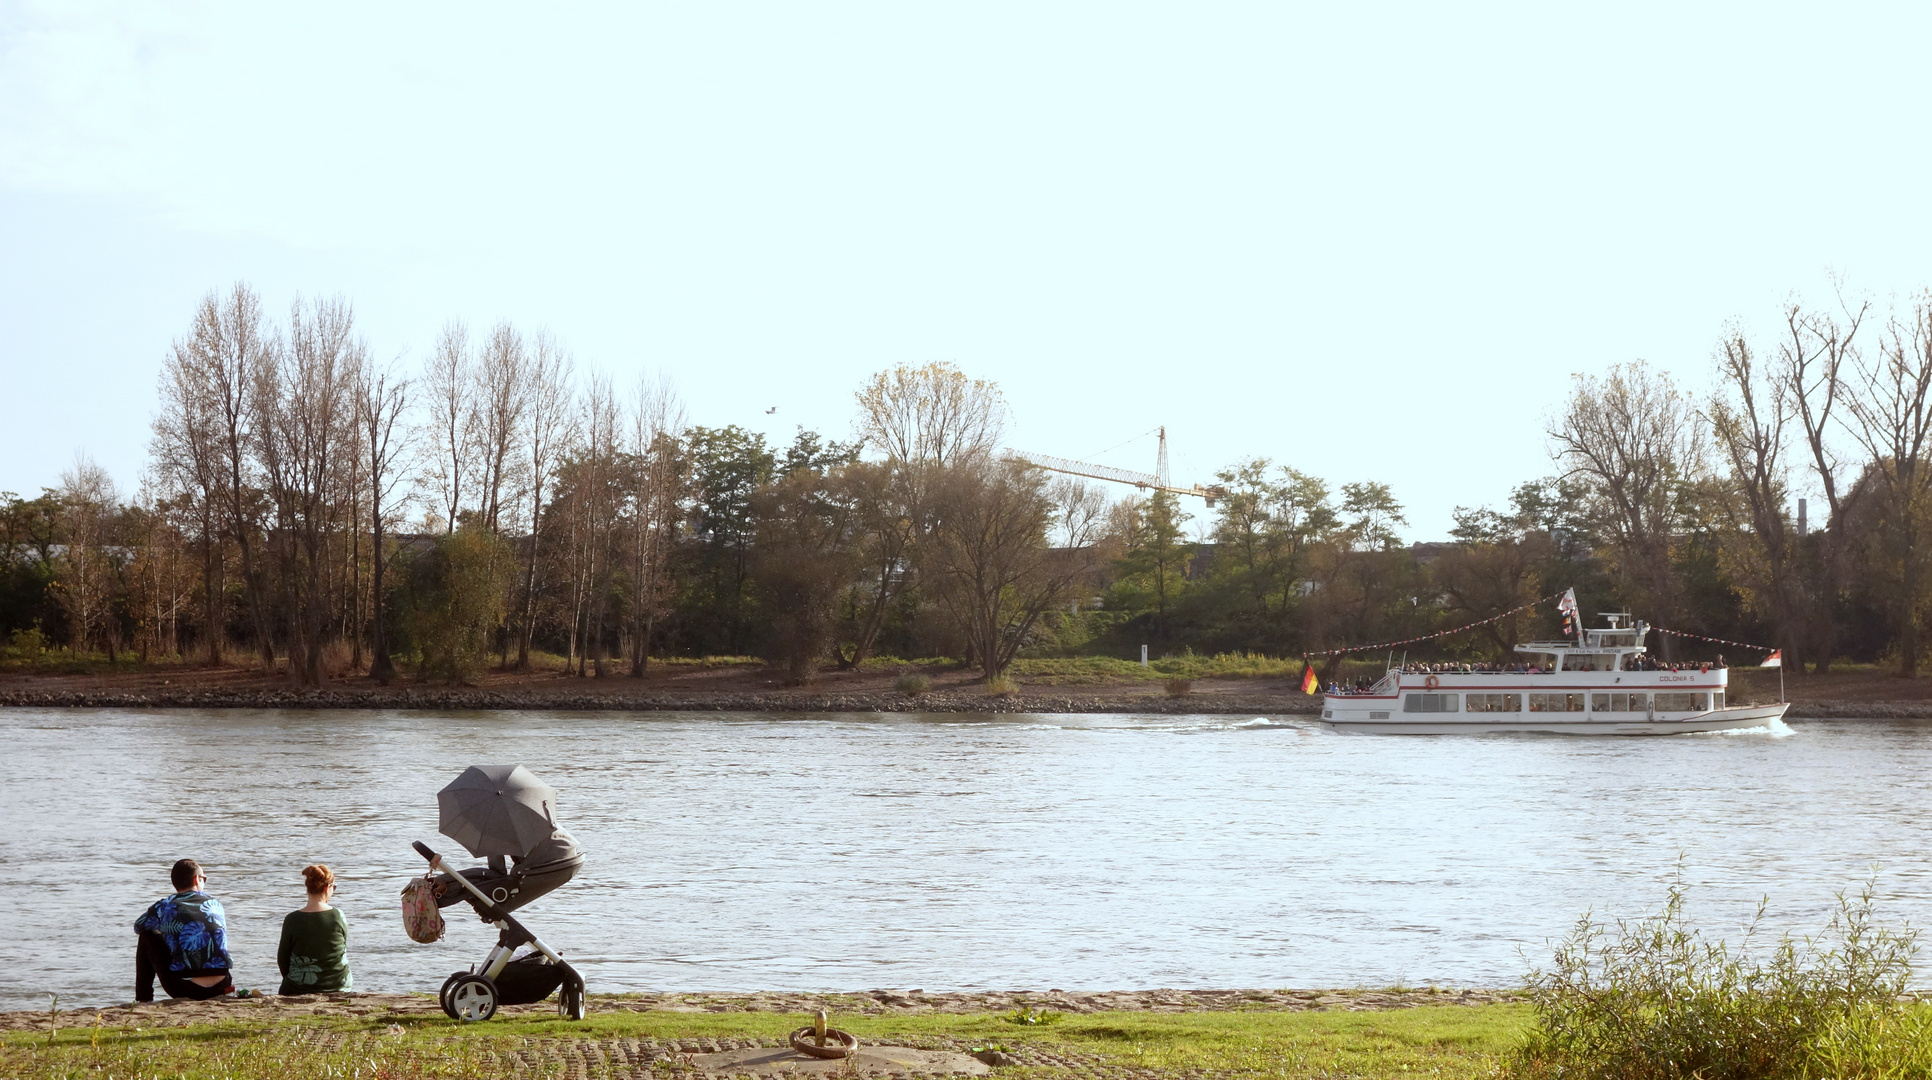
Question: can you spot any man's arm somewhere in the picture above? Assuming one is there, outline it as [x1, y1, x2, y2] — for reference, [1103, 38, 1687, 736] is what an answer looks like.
[204, 897, 232, 970]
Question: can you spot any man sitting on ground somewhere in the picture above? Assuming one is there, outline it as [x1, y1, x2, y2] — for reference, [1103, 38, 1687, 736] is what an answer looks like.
[134, 858, 234, 1002]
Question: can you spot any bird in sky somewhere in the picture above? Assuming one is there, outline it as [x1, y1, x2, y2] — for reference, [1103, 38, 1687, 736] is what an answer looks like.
[765, 406, 778, 414]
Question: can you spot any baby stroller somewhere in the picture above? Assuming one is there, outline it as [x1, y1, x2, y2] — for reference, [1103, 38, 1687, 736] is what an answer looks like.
[411, 764, 588, 1021]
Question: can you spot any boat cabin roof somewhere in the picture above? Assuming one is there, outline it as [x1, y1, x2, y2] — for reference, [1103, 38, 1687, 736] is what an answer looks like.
[1513, 614, 1649, 656]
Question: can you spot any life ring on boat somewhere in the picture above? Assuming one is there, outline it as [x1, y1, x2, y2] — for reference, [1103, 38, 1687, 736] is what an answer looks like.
[1424, 675, 1439, 689]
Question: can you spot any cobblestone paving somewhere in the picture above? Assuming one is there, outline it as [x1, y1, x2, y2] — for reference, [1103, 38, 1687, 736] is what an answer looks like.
[483, 1034, 1128, 1080]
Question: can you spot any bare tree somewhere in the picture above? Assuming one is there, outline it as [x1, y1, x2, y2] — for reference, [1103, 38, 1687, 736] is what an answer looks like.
[153, 319, 232, 664]
[1777, 295, 1869, 672]
[829, 460, 916, 668]
[838, 362, 1009, 667]
[568, 375, 623, 676]
[627, 374, 685, 677]
[924, 457, 1107, 680]
[196, 285, 278, 669]
[54, 453, 122, 659]
[513, 332, 574, 670]
[1708, 326, 1799, 659]
[1841, 292, 1932, 677]
[423, 322, 476, 534]
[856, 361, 1006, 468]
[474, 322, 529, 534]
[357, 356, 412, 684]
[1549, 360, 1705, 642]
[254, 296, 360, 687]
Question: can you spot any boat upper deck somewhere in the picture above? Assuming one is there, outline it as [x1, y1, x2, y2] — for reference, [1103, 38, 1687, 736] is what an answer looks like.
[1322, 613, 1732, 698]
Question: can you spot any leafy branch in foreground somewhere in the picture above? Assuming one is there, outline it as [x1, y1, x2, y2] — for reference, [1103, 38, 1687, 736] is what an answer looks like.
[1511, 872, 1918, 1080]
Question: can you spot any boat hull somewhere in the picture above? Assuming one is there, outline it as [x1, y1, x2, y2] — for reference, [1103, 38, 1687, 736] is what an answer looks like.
[1321, 702, 1787, 736]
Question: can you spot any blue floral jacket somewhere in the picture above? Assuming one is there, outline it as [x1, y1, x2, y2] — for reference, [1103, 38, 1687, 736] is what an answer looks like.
[134, 891, 231, 974]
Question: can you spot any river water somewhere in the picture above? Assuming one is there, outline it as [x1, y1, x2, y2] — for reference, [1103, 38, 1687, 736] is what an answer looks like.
[2, 709, 1928, 1010]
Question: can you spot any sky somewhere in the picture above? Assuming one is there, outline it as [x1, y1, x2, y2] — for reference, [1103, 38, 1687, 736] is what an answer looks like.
[4, 1, 1931, 538]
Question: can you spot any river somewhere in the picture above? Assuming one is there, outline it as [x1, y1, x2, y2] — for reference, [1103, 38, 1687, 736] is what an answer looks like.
[2, 709, 1928, 1010]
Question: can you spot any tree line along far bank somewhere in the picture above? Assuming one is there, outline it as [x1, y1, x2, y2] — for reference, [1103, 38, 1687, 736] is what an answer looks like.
[2, 282, 1929, 686]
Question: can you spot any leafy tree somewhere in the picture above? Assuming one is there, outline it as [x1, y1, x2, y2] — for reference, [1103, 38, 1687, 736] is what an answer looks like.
[0, 490, 61, 640]
[678, 425, 777, 655]
[750, 445, 860, 683]
[1339, 481, 1407, 551]
[394, 527, 514, 682]
[1108, 490, 1194, 647]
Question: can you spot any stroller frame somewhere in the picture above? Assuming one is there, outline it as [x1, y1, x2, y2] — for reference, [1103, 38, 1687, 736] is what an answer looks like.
[412, 840, 587, 1021]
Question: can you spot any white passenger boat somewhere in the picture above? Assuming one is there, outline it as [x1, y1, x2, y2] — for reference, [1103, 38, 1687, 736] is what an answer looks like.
[1319, 614, 1788, 735]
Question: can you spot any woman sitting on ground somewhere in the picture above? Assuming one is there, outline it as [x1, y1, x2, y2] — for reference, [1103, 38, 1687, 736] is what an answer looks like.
[277, 864, 353, 996]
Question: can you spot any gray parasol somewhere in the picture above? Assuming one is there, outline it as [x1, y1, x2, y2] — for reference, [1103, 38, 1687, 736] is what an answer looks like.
[437, 764, 560, 858]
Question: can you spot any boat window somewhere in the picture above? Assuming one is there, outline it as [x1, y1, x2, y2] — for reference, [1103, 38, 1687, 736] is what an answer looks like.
[1653, 692, 1710, 712]
[1562, 653, 1613, 671]
[1401, 693, 1460, 713]
[1528, 693, 1585, 712]
[1593, 692, 1649, 712]
[1466, 693, 1520, 713]
[1713, 692, 1724, 709]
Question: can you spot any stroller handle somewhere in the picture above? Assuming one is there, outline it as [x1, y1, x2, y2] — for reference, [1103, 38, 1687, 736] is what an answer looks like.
[413, 841, 440, 863]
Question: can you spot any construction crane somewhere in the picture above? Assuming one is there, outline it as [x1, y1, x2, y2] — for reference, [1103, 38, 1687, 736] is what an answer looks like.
[1007, 426, 1228, 508]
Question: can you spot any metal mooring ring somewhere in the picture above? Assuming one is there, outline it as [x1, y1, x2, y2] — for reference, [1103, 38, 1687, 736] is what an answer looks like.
[789, 1027, 860, 1059]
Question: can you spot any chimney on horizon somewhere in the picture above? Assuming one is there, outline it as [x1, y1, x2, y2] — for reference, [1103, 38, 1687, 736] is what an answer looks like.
[1797, 498, 1808, 538]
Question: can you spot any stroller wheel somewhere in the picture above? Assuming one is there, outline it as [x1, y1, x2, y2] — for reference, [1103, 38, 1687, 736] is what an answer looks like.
[438, 972, 469, 1018]
[445, 973, 499, 1022]
[559, 974, 585, 1021]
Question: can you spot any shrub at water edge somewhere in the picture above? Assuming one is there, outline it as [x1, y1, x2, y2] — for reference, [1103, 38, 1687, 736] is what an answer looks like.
[1510, 875, 1919, 1080]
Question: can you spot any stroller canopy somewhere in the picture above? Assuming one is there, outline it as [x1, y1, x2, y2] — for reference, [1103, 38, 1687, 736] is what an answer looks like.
[438, 764, 561, 859]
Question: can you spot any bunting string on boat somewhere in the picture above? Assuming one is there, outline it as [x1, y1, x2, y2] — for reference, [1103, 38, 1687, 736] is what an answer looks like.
[1305, 592, 1565, 658]
[1649, 626, 1778, 658]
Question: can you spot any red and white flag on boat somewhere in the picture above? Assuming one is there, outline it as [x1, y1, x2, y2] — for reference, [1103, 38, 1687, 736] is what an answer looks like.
[1556, 587, 1579, 635]
[1761, 650, 1782, 668]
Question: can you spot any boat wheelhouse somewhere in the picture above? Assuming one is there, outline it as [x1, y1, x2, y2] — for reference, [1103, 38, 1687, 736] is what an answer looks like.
[1318, 614, 1787, 735]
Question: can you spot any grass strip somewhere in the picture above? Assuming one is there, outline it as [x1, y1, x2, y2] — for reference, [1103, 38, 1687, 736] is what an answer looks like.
[0, 1003, 1532, 1079]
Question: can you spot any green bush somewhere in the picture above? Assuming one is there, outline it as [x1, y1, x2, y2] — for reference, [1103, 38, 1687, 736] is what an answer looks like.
[1510, 875, 1918, 1080]
[7, 626, 46, 657]
[982, 674, 1019, 697]
[894, 673, 931, 695]
[392, 527, 514, 682]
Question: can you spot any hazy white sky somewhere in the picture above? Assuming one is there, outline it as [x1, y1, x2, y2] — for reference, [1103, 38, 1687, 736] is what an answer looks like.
[4, 1, 1930, 536]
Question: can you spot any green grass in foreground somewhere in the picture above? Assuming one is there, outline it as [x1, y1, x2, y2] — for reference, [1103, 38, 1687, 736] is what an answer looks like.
[0, 1003, 1533, 1079]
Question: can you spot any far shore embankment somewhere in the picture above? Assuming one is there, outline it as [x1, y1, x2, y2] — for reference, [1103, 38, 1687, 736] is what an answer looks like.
[0, 686, 1323, 714]
[1, 659, 1922, 716]
[0, 685, 1920, 717]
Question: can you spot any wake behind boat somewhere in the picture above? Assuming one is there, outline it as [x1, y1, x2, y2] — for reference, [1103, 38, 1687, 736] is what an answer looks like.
[1319, 613, 1787, 735]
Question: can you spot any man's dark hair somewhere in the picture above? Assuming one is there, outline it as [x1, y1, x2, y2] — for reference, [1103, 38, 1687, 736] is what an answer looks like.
[170, 859, 202, 891]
